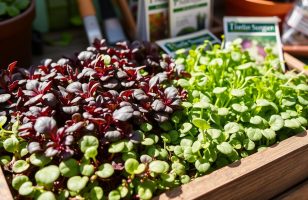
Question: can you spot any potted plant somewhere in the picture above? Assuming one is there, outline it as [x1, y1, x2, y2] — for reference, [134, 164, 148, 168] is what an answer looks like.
[0, 0, 35, 68]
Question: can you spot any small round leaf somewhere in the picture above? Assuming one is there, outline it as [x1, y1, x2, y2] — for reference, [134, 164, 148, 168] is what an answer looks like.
[35, 165, 60, 186]
[3, 137, 19, 153]
[96, 163, 114, 178]
[80, 164, 95, 176]
[224, 122, 240, 134]
[90, 186, 104, 200]
[30, 153, 52, 167]
[37, 191, 56, 200]
[269, 115, 284, 131]
[179, 123, 192, 134]
[67, 176, 89, 193]
[217, 142, 233, 155]
[79, 135, 99, 153]
[124, 158, 139, 174]
[195, 159, 210, 173]
[246, 128, 263, 141]
[108, 141, 125, 153]
[262, 129, 276, 140]
[149, 160, 169, 173]
[108, 190, 121, 200]
[59, 158, 79, 177]
[0, 155, 11, 165]
[18, 181, 33, 196]
[192, 118, 210, 130]
[13, 160, 29, 173]
[12, 175, 29, 190]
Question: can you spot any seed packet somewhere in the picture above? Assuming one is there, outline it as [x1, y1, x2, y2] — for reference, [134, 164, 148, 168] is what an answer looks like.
[137, 0, 169, 41]
[169, 0, 211, 37]
[224, 17, 285, 71]
[156, 30, 220, 56]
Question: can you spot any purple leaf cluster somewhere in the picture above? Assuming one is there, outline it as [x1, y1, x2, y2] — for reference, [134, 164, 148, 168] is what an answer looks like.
[0, 40, 187, 159]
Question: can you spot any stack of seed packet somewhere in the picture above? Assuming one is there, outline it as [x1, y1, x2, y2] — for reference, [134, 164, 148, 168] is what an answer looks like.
[137, 0, 212, 42]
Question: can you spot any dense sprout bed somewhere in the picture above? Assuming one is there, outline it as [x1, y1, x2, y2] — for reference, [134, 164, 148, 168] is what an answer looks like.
[172, 42, 308, 170]
[0, 40, 307, 200]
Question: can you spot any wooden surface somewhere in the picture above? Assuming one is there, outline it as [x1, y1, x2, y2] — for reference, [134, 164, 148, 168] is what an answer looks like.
[155, 131, 308, 200]
[284, 53, 308, 76]
[275, 180, 308, 200]
[0, 166, 13, 200]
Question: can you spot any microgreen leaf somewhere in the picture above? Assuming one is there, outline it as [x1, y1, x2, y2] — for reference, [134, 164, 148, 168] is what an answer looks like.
[79, 135, 99, 153]
[243, 139, 255, 151]
[30, 153, 52, 167]
[12, 160, 29, 173]
[59, 158, 79, 177]
[137, 181, 156, 200]
[213, 87, 227, 94]
[108, 141, 125, 153]
[269, 115, 284, 131]
[3, 136, 19, 153]
[90, 186, 104, 200]
[12, 175, 29, 190]
[149, 160, 169, 173]
[96, 163, 114, 178]
[67, 176, 89, 193]
[37, 191, 56, 200]
[262, 129, 276, 140]
[217, 142, 233, 155]
[284, 119, 301, 129]
[231, 89, 245, 97]
[0, 115, 7, 127]
[195, 159, 210, 173]
[18, 181, 33, 196]
[179, 122, 193, 134]
[124, 158, 140, 174]
[35, 165, 60, 186]
[246, 128, 263, 141]
[109, 190, 121, 200]
[224, 122, 240, 134]
[192, 118, 210, 130]
[80, 164, 95, 176]
[34, 117, 57, 134]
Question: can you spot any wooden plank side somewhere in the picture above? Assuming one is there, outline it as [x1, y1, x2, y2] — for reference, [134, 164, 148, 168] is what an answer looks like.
[275, 180, 308, 200]
[155, 131, 308, 200]
[0, 167, 13, 200]
[284, 53, 308, 76]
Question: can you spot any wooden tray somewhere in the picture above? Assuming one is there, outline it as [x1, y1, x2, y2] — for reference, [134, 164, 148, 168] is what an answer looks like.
[1, 55, 307, 200]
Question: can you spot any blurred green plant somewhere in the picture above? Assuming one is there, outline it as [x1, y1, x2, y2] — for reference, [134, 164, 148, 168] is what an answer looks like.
[0, 0, 30, 19]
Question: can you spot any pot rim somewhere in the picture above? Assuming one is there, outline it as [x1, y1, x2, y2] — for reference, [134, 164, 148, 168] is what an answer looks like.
[0, 0, 35, 26]
[240, 0, 293, 6]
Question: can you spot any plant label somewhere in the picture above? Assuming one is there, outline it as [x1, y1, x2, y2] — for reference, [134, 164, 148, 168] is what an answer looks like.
[224, 17, 285, 71]
[156, 30, 220, 56]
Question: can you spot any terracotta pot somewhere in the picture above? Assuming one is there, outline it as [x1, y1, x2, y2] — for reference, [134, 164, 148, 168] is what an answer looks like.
[0, 0, 35, 68]
[225, 0, 294, 23]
